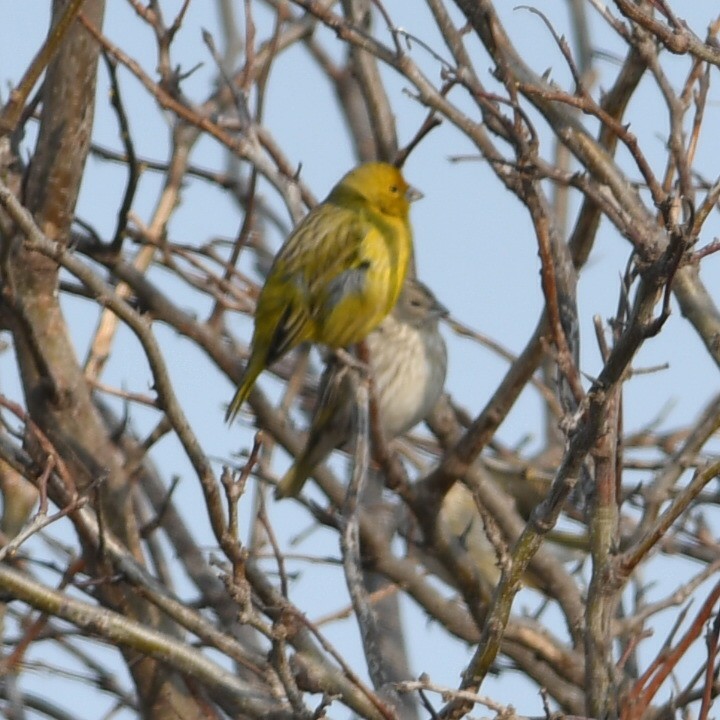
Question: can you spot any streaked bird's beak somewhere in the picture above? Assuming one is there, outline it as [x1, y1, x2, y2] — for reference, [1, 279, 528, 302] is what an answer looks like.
[406, 185, 424, 203]
[433, 300, 450, 319]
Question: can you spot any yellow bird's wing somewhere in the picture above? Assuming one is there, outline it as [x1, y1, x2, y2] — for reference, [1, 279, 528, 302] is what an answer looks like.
[300, 205, 369, 294]
[304, 207, 379, 314]
[309, 218, 393, 347]
[255, 274, 313, 367]
[263, 204, 370, 358]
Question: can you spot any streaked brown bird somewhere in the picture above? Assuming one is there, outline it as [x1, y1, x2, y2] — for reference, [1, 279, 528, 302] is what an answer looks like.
[276, 278, 448, 499]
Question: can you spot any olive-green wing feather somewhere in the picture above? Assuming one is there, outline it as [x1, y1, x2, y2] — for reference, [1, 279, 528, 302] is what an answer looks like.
[262, 204, 371, 359]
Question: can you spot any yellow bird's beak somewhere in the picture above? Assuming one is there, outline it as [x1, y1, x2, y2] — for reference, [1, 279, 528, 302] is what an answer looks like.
[406, 185, 424, 203]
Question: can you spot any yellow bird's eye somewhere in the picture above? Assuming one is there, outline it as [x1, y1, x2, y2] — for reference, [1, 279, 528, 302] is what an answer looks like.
[389, 185, 398, 194]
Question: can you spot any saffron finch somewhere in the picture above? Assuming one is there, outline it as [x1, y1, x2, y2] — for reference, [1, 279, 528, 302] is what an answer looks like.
[225, 162, 420, 423]
[275, 278, 448, 499]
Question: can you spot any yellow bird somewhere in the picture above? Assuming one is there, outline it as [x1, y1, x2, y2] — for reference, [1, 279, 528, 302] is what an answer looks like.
[276, 278, 448, 499]
[225, 162, 420, 423]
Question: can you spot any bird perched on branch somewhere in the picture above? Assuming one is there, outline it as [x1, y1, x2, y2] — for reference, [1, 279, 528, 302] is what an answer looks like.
[276, 278, 448, 499]
[225, 162, 420, 423]
[406, 477, 588, 592]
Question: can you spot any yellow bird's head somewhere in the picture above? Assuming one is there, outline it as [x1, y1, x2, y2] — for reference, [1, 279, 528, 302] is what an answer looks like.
[330, 162, 423, 218]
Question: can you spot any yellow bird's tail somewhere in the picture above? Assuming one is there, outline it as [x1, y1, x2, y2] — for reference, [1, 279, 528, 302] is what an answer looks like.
[225, 360, 263, 423]
[275, 463, 310, 500]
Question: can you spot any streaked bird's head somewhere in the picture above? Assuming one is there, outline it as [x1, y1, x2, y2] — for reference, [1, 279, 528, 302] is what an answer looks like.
[393, 278, 448, 329]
